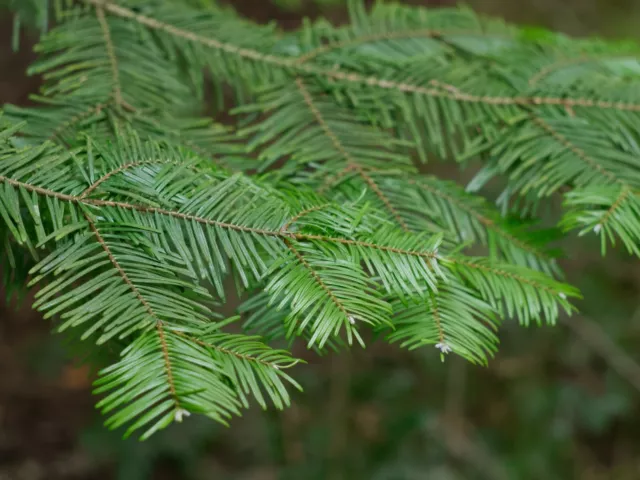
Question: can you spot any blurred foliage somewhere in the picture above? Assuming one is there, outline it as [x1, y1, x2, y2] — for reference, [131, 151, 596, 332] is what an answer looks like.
[271, 0, 342, 12]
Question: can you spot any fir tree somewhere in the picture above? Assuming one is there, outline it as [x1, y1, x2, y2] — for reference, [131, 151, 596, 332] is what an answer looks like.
[2, 0, 638, 439]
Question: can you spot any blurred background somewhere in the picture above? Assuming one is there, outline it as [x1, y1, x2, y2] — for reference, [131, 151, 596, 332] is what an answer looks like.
[2, 1, 640, 479]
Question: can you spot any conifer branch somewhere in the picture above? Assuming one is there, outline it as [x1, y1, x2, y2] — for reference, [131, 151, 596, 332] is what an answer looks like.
[96, 6, 123, 108]
[314, 68, 640, 113]
[528, 54, 640, 85]
[295, 78, 410, 231]
[49, 102, 107, 142]
[293, 29, 513, 64]
[408, 177, 548, 259]
[86, 215, 181, 410]
[284, 239, 351, 321]
[81, 0, 640, 114]
[318, 165, 356, 194]
[0, 175, 439, 260]
[155, 321, 181, 407]
[531, 116, 628, 187]
[82, 0, 293, 67]
[3, 0, 617, 439]
[599, 187, 632, 228]
[173, 330, 300, 370]
[283, 203, 332, 231]
[80, 160, 184, 199]
[449, 257, 559, 296]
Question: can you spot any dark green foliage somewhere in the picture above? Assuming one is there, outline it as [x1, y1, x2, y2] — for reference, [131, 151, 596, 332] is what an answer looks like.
[1, 0, 637, 440]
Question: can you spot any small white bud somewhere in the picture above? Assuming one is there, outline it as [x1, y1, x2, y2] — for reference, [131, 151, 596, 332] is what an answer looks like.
[348, 315, 356, 325]
[435, 342, 452, 354]
[174, 408, 191, 423]
[593, 224, 602, 234]
[559, 293, 567, 300]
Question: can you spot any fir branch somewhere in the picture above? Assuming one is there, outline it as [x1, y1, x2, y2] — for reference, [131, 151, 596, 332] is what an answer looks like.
[286, 240, 351, 320]
[0, 174, 440, 258]
[174, 330, 300, 371]
[599, 187, 632, 228]
[49, 102, 107, 143]
[325, 167, 560, 273]
[82, 0, 292, 67]
[95, 6, 124, 108]
[81, 0, 640, 114]
[295, 78, 409, 231]
[282, 239, 356, 347]
[318, 165, 356, 194]
[528, 54, 640, 86]
[154, 321, 181, 408]
[293, 28, 513, 65]
[310, 68, 640, 114]
[445, 256, 577, 326]
[387, 281, 500, 364]
[282, 203, 332, 231]
[5, 0, 627, 441]
[410, 178, 547, 261]
[531, 116, 627, 187]
[80, 159, 188, 199]
[562, 185, 640, 256]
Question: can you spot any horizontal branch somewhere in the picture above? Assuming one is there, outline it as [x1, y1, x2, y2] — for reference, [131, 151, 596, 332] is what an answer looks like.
[80, 159, 190, 198]
[0, 173, 572, 299]
[531, 116, 629, 187]
[83, 0, 640, 114]
[173, 330, 300, 370]
[0, 174, 438, 260]
[448, 257, 559, 296]
[528, 53, 640, 85]
[408, 177, 550, 260]
[49, 102, 108, 142]
[293, 28, 513, 64]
